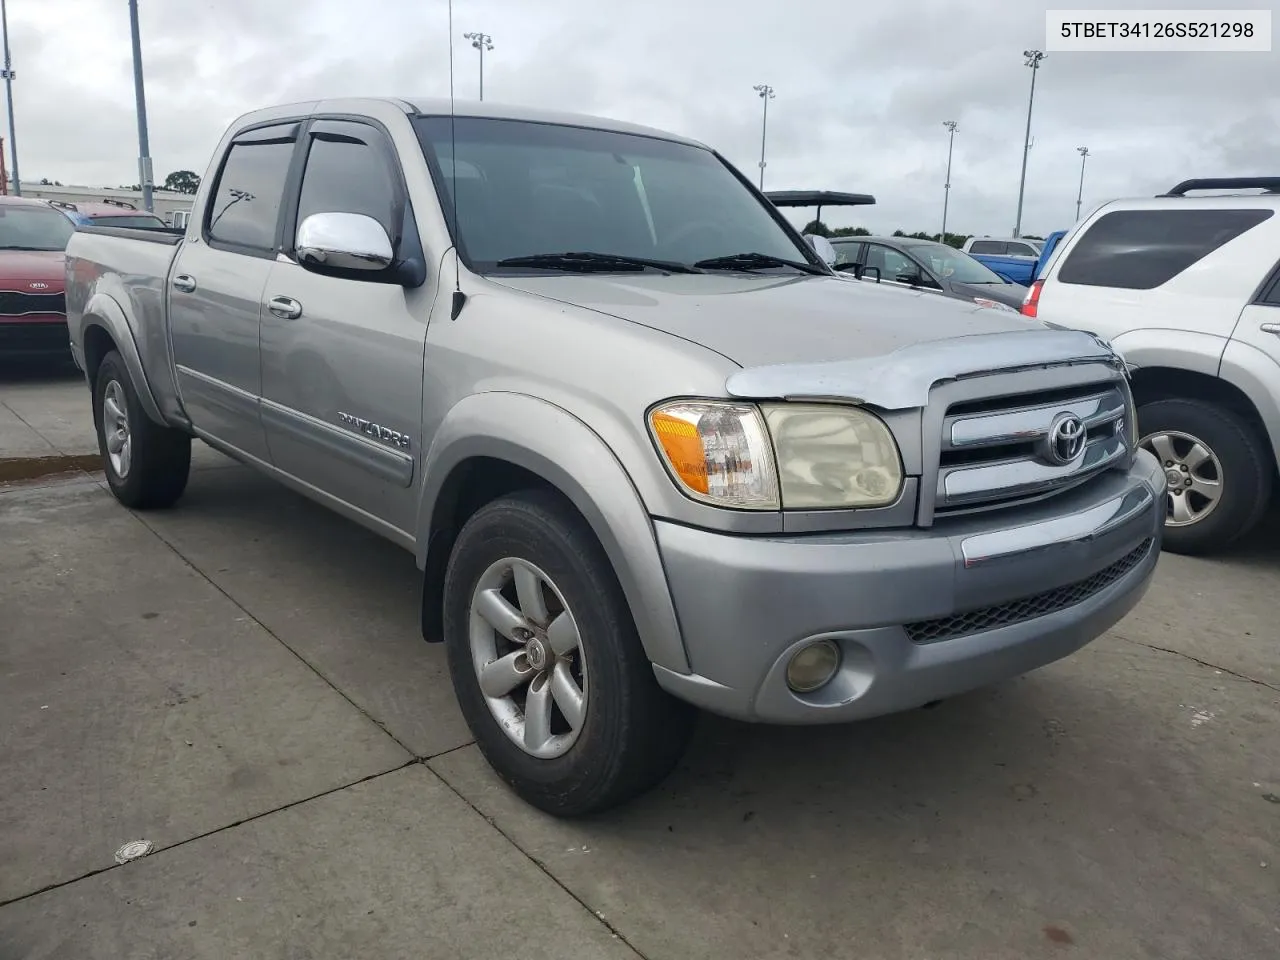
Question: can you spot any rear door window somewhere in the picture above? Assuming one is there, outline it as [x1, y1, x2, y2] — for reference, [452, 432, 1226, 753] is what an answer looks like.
[1057, 208, 1274, 290]
[205, 124, 298, 253]
[967, 240, 1006, 254]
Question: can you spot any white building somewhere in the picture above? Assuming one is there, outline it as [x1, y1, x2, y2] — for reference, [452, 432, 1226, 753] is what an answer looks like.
[14, 182, 195, 227]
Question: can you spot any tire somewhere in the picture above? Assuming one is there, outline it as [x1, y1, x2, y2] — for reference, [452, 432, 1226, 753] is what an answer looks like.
[442, 489, 695, 816]
[93, 350, 192, 510]
[1137, 397, 1272, 556]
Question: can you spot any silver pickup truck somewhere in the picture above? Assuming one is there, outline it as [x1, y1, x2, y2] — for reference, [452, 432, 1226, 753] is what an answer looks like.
[65, 97, 1165, 816]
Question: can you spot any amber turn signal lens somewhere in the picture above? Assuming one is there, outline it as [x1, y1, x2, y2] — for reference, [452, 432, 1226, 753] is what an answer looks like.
[650, 410, 710, 494]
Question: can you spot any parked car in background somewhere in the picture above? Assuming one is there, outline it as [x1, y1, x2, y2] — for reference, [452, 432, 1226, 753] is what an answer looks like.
[0, 196, 74, 359]
[963, 236, 1044, 257]
[49, 198, 170, 231]
[1025, 176, 1280, 554]
[829, 235, 1029, 310]
[66, 96, 1164, 815]
[963, 236, 1045, 286]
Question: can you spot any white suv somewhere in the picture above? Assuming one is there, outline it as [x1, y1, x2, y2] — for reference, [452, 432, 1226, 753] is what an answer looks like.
[1024, 177, 1280, 554]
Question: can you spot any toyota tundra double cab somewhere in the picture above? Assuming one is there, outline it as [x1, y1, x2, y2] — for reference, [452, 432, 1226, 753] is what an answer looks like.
[64, 97, 1164, 816]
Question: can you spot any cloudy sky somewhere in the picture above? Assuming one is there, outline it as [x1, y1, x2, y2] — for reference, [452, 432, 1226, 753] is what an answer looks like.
[6, 0, 1279, 237]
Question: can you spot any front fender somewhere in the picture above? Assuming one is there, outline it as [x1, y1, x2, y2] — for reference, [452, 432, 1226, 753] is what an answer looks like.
[81, 291, 166, 426]
[415, 391, 691, 675]
[1107, 328, 1227, 377]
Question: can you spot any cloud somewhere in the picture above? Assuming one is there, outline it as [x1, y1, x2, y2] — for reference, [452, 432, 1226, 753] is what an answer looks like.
[5, 0, 1276, 237]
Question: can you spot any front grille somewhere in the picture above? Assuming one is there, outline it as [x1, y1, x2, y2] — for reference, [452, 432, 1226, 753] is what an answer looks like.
[0, 289, 66, 317]
[934, 380, 1133, 516]
[905, 538, 1152, 644]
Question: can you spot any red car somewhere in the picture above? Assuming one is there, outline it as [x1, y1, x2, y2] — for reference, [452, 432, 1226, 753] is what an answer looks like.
[0, 196, 76, 359]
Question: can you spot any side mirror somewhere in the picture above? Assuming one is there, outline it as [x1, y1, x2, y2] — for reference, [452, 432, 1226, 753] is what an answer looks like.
[803, 233, 838, 267]
[296, 212, 394, 274]
[859, 265, 881, 283]
[895, 272, 920, 285]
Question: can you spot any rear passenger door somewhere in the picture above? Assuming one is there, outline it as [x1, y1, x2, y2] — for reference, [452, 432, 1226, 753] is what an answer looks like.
[258, 118, 429, 536]
[170, 122, 300, 462]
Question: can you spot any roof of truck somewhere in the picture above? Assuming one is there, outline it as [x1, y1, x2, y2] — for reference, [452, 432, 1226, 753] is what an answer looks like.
[229, 97, 709, 150]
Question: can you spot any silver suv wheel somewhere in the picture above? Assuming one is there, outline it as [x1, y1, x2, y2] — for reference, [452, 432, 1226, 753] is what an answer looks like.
[1141, 429, 1223, 527]
[468, 557, 588, 760]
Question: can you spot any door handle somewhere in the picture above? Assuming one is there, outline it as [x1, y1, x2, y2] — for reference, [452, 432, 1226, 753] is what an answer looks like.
[1261, 322, 1280, 335]
[267, 296, 303, 320]
[172, 274, 197, 293]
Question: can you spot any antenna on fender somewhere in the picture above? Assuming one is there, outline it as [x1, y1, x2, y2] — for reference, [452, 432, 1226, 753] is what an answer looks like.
[448, 0, 466, 319]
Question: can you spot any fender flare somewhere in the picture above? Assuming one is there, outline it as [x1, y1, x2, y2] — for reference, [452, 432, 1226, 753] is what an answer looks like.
[1107, 328, 1227, 378]
[1219, 339, 1280, 465]
[414, 391, 691, 675]
[81, 291, 167, 426]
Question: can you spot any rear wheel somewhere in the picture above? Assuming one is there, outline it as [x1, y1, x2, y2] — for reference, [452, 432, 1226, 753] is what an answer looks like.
[1137, 398, 1271, 555]
[442, 489, 695, 816]
[93, 350, 191, 509]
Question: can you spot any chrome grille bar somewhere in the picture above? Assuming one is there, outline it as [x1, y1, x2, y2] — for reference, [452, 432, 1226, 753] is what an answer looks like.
[933, 381, 1133, 514]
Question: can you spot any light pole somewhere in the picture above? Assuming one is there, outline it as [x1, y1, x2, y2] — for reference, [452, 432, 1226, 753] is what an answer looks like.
[128, 0, 154, 211]
[941, 120, 958, 242]
[1075, 146, 1090, 221]
[463, 32, 493, 100]
[1, 0, 20, 196]
[1012, 49, 1045, 239]
[753, 84, 775, 191]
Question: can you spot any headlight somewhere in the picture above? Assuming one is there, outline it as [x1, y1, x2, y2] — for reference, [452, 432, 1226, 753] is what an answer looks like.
[762, 403, 903, 509]
[648, 401, 779, 509]
[648, 400, 905, 511]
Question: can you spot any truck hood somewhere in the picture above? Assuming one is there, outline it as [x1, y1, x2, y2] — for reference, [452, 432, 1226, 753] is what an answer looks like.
[493, 272, 1118, 409]
[0, 250, 66, 289]
[493, 272, 1037, 367]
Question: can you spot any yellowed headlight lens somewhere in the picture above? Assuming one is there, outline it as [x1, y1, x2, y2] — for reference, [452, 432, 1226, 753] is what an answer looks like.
[763, 403, 904, 509]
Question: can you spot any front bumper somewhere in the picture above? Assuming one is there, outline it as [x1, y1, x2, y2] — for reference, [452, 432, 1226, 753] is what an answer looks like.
[652, 449, 1165, 723]
[0, 318, 71, 359]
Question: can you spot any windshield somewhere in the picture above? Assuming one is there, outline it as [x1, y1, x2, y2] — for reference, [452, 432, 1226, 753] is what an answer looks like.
[0, 205, 76, 251]
[909, 243, 1007, 284]
[91, 215, 169, 229]
[413, 116, 815, 272]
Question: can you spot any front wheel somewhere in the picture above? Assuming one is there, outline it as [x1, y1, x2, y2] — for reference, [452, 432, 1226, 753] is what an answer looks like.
[93, 350, 192, 509]
[442, 489, 695, 816]
[1137, 398, 1272, 555]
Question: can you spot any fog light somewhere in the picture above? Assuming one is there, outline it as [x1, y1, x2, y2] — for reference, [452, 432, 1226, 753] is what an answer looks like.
[785, 640, 841, 693]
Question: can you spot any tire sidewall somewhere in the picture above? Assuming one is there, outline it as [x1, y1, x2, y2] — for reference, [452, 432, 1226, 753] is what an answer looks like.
[1138, 398, 1270, 552]
[442, 495, 645, 806]
[93, 353, 143, 502]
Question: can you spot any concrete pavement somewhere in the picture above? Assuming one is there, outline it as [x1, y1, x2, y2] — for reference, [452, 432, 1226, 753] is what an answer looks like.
[2, 385, 1278, 958]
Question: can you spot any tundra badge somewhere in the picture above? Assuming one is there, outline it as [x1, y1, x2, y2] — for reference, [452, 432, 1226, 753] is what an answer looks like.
[338, 412, 411, 450]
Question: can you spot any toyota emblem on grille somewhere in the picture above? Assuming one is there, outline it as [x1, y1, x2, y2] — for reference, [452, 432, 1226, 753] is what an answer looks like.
[1043, 413, 1086, 465]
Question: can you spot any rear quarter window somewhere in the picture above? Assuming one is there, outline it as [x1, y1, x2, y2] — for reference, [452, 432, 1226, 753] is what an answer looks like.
[1057, 208, 1274, 290]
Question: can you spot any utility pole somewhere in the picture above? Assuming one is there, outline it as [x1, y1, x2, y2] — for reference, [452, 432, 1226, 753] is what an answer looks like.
[128, 0, 154, 211]
[941, 120, 958, 242]
[463, 32, 493, 100]
[1075, 146, 1090, 221]
[1, 0, 20, 196]
[1012, 49, 1045, 239]
[753, 84, 775, 191]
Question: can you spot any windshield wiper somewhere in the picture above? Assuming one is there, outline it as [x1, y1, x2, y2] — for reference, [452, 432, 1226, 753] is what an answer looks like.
[495, 252, 703, 274]
[693, 252, 827, 275]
